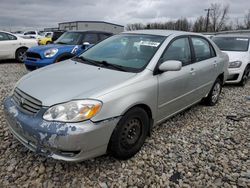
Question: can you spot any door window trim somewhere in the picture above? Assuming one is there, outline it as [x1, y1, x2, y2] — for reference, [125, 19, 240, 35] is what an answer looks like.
[189, 35, 217, 63]
[153, 35, 192, 75]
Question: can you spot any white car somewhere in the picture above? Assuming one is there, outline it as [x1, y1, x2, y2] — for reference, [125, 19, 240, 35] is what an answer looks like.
[213, 35, 250, 86]
[0, 30, 37, 62]
[17, 30, 43, 39]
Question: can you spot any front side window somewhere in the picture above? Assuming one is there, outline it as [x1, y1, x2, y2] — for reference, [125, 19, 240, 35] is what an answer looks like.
[55, 32, 82, 45]
[83, 33, 98, 44]
[212, 37, 249, 52]
[79, 34, 166, 72]
[192, 37, 213, 62]
[161, 37, 191, 66]
[0, 32, 9, 41]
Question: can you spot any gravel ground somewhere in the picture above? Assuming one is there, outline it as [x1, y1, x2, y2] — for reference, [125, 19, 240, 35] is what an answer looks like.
[0, 62, 249, 188]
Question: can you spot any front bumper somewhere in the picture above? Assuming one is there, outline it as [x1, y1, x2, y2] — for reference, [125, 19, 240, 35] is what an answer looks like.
[3, 97, 120, 162]
[226, 68, 243, 84]
[24, 58, 54, 69]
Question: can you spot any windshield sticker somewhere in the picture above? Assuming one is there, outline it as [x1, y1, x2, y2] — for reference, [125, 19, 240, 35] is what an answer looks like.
[139, 41, 160, 47]
[236, 38, 249, 41]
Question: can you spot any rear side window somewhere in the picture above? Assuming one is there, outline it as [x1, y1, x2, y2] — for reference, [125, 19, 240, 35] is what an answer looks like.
[0, 32, 10, 41]
[191, 37, 215, 62]
[83, 33, 98, 44]
[161, 37, 191, 66]
[7, 34, 17, 40]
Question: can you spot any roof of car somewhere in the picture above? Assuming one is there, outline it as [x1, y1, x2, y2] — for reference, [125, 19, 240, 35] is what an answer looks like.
[65, 30, 113, 34]
[213, 34, 250, 38]
[123, 29, 203, 37]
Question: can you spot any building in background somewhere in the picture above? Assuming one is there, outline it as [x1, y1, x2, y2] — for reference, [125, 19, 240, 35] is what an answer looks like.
[58, 21, 124, 34]
[44, 27, 59, 32]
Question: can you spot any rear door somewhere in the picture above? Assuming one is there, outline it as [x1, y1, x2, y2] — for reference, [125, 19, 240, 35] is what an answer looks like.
[0, 32, 18, 60]
[157, 36, 195, 121]
[189, 36, 218, 100]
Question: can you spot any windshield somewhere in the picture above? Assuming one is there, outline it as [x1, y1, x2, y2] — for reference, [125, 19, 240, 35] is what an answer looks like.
[213, 37, 249, 52]
[79, 34, 166, 72]
[55, 32, 82, 45]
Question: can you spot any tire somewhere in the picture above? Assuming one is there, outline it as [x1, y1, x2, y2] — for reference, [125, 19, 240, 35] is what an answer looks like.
[25, 64, 36, 71]
[108, 107, 149, 160]
[239, 66, 250, 86]
[46, 41, 51, 45]
[203, 78, 222, 106]
[54, 55, 72, 63]
[15, 48, 27, 63]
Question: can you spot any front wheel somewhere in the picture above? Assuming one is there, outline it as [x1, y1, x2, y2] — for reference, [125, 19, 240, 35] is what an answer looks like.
[25, 64, 36, 71]
[108, 107, 149, 160]
[203, 78, 222, 106]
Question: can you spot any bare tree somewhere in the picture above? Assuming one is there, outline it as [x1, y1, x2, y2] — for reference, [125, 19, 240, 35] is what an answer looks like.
[209, 3, 230, 32]
[192, 16, 206, 32]
[244, 10, 250, 29]
[126, 23, 145, 31]
[235, 18, 245, 30]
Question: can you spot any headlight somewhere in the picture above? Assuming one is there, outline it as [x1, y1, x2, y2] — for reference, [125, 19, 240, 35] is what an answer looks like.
[44, 48, 58, 58]
[229, 61, 242, 68]
[43, 100, 102, 122]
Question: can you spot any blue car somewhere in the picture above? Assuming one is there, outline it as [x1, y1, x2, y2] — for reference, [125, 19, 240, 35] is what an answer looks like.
[24, 31, 112, 70]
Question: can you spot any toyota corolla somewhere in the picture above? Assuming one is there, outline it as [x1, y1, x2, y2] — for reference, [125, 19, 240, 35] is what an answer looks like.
[4, 30, 228, 161]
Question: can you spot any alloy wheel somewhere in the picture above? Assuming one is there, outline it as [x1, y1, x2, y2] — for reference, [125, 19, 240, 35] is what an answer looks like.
[211, 82, 221, 103]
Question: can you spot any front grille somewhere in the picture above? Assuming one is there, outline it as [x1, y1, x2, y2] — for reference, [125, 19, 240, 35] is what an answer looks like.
[13, 88, 42, 115]
[26, 52, 41, 59]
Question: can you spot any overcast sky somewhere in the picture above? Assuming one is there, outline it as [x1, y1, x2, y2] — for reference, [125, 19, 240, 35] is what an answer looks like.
[0, 0, 249, 31]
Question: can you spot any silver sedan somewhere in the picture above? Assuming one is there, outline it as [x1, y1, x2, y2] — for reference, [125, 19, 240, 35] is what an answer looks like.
[4, 30, 228, 161]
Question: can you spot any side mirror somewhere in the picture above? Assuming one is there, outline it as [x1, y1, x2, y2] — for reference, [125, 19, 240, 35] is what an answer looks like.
[158, 60, 182, 72]
[82, 42, 90, 49]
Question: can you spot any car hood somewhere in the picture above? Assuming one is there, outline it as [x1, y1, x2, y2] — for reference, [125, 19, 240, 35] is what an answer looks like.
[28, 44, 79, 54]
[222, 51, 248, 62]
[17, 60, 137, 106]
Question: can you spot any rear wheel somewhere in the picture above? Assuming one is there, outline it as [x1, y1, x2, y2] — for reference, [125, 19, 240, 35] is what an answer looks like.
[203, 78, 222, 106]
[15, 48, 27, 62]
[46, 41, 51, 45]
[239, 66, 250, 86]
[108, 107, 149, 160]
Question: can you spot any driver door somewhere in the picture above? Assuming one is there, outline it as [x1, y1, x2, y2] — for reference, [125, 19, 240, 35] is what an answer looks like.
[156, 37, 195, 122]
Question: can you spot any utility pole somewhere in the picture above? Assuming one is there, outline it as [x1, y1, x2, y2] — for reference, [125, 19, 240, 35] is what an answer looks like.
[204, 8, 213, 32]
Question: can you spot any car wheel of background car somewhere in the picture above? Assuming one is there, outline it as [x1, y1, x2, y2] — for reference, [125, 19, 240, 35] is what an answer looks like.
[25, 64, 36, 71]
[15, 48, 27, 63]
[55, 54, 73, 63]
[239, 65, 250, 86]
[108, 107, 149, 160]
[46, 41, 51, 45]
[203, 78, 222, 106]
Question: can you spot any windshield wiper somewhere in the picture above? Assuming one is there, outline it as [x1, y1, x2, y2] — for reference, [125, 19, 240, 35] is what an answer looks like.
[73, 56, 100, 66]
[74, 57, 128, 72]
[97, 60, 128, 72]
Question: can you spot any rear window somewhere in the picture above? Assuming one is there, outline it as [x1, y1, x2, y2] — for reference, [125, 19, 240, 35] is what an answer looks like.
[213, 37, 249, 52]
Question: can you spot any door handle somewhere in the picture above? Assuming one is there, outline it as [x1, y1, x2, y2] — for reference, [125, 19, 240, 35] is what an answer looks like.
[190, 68, 196, 75]
[213, 61, 218, 67]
